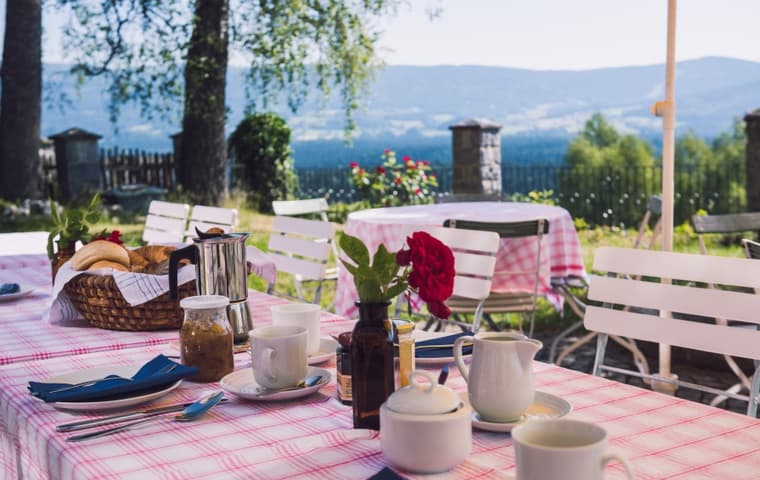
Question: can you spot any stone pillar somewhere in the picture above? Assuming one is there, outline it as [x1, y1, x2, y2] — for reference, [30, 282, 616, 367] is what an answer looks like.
[49, 127, 102, 202]
[745, 110, 760, 213]
[449, 119, 502, 194]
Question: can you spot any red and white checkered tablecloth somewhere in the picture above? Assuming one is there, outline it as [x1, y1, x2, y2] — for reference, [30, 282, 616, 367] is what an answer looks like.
[0, 260, 344, 365]
[1, 344, 759, 480]
[335, 203, 586, 318]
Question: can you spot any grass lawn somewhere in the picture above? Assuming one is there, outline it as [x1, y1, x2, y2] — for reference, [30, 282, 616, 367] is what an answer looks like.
[2, 200, 747, 332]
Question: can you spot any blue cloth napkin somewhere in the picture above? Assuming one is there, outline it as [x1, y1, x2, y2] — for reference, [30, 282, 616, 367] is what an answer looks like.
[28, 355, 198, 403]
[0, 283, 20, 295]
[414, 331, 474, 359]
[367, 467, 407, 480]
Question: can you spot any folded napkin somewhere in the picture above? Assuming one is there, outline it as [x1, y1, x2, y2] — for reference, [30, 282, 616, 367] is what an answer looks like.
[28, 355, 198, 403]
[0, 283, 20, 294]
[414, 331, 474, 359]
[366, 467, 408, 480]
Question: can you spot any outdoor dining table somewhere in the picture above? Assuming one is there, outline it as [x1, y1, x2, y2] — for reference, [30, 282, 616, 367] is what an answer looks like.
[2, 338, 760, 479]
[335, 202, 586, 318]
[0, 255, 339, 365]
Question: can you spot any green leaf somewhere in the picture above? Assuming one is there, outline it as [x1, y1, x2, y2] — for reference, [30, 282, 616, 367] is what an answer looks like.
[339, 233, 370, 268]
[372, 244, 398, 286]
[339, 257, 358, 275]
[46, 231, 57, 260]
[384, 279, 407, 302]
[357, 278, 383, 303]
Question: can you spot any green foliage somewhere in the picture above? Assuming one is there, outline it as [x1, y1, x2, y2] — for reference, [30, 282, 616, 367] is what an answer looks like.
[326, 200, 371, 224]
[228, 113, 297, 213]
[339, 232, 407, 304]
[350, 150, 439, 207]
[46, 194, 102, 259]
[559, 114, 746, 228]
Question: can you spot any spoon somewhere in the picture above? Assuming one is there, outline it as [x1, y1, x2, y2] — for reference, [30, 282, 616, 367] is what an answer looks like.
[66, 390, 224, 442]
[254, 375, 323, 396]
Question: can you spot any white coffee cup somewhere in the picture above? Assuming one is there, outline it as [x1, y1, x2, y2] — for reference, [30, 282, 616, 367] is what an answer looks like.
[511, 419, 634, 480]
[270, 304, 321, 355]
[250, 325, 308, 390]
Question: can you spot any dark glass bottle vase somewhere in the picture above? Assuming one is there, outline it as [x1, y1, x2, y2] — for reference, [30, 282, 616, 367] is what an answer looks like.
[351, 300, 395, 430]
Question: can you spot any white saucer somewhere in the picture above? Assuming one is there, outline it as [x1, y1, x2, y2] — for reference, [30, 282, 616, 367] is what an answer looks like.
[220, 366, 331, 401]
[39, 364, 182, 411]
[470, 391, 572, 433]
[308, 337, 338, 365]
[0, 284, 34, 302]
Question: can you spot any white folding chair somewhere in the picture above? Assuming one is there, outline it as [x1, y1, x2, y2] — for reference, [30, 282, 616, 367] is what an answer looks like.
[0, 232, 49, 256]
[266, 216, 336, 304]
[441, 219, 548, 337]
[395, 225, 500, 333]
[142, 201, 190, 244]
[272, 198, 329, 221]
[185, 205, 238, 241]
[585, 246, 760, 417]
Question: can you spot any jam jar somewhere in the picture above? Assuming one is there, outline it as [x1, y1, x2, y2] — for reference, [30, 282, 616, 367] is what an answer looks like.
[179, 295, 234, 382]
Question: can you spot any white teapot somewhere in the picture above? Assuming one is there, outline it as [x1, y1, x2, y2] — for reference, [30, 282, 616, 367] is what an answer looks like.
[380, 370, 472, 474]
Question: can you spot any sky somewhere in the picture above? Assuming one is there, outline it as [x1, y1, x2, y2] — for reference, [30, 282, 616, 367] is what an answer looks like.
[374, 0, 760, 70]
[2, 0, 758, 70]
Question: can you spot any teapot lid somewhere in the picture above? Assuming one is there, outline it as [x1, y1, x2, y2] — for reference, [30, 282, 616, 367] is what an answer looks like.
[385, 370, 461, 415]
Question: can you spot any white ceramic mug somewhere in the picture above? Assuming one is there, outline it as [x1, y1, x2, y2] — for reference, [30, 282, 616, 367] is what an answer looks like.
[454, 332, 542, 422]
[270, 304, 321, 355]
[511, 419, 634, 480]
[250, 325, 307, 389]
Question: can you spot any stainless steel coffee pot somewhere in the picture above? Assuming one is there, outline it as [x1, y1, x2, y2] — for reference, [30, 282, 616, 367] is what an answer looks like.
[169, 232, 252, 343]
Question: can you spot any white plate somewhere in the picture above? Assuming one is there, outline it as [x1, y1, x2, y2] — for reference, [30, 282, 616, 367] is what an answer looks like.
[309, 337, 338, 365]
[39, 364, 182, 411]
[413, 330, 472, 365]
[470, 391, 572, 433]
[220, 366, 331, 401]
[0, 285, 34, 302]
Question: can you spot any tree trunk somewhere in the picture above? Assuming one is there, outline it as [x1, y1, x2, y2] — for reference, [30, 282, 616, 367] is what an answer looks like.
[745, 111, 760, 217]
[0, 0, 42, 201]
[179, 0, 229, 205]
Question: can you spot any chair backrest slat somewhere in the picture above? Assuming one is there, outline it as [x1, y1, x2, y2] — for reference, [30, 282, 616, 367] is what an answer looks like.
[185, 205, 237, 241]
[584, 306, 760, 360]
[267, 215, 336, 284]
[268, 235, 331, 261]
[272, 216, 335, 239]
[743, 238, 760, 260]
[593, 247, 760, 290]
[692, 212, 760, 234]
[272, 198, 328, 217]
[267, 254, 327, 280]
[444, 218, 549, 238]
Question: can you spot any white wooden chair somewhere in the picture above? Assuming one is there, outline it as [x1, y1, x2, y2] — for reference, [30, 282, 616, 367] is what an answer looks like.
[396, 225, 500, 333]
[266, 215, 336, 304]
[142, 201, 190, 244]
[585, 246, 760, 417]
[441, 218, 548, 337]
[272, 198, 338, 308]
[185, 205, 238, 241]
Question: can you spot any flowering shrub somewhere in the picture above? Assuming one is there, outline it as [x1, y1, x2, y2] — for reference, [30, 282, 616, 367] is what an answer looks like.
[340, 231, 455, 318]
[349, 149, 439, 207]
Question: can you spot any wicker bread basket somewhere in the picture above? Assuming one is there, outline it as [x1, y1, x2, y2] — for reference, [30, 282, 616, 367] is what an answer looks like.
[64, 274, 196, 331]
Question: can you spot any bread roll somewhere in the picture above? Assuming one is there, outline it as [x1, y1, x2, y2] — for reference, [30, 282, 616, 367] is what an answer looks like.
[127, 249, 149, 268]
[205, 227, 225, 235]
[70, 240, 130, 271]
[134, 245, 175, 264]
[89, 260, 129, 272]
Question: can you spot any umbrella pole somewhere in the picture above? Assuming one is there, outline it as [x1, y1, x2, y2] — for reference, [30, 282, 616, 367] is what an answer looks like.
[653, 0, 678, 395]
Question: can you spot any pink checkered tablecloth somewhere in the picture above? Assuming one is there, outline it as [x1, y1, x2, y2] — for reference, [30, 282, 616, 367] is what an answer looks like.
[0, 253, 50, 270]
[335, 202, 586, 318]
[0, 259, 343, 365]
[1, 344, 759, 479]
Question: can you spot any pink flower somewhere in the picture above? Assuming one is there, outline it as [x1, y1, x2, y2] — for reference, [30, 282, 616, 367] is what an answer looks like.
[349, 161, 359, 168]
[402, 156, 411, 162]
[423, 160, 430, 166]
[384, 149, 391, 154]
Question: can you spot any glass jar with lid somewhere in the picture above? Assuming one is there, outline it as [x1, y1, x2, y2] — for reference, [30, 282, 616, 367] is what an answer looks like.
[179, 295, 234, 382]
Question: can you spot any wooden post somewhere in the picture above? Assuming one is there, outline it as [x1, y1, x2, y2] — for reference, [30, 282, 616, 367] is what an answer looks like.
[745, 110, 760, 216]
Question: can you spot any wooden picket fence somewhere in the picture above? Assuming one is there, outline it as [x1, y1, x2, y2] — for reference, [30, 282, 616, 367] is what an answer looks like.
[99, 148, 177, 191]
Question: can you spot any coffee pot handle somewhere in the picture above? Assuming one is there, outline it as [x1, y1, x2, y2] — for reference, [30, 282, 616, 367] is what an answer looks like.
[169, 245, 198, 299]
[453, 336, 474, 383]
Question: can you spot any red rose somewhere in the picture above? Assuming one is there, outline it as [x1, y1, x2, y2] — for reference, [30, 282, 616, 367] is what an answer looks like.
[427, 300, 451, 319]
[349, 161, 359, 168]
[107, 230, 124, 245]
[423, 160, 430, 166]
[394, 177, 402, 185]
[402, 156, 411, 162]
[383, 148, 391, 154]
[377, 166, 386, 174]
[405, 232, 455, 305]
[414, 188, 421, 195]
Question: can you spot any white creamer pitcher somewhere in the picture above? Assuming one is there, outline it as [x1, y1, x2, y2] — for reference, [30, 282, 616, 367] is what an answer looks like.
[454, 332, 543, 423]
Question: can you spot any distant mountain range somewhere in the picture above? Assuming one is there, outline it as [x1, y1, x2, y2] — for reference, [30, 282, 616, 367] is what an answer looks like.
[41, 56, 760, 167]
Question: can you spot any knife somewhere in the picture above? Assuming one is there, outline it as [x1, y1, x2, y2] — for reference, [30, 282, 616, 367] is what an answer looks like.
[55, 398, 229, 432]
